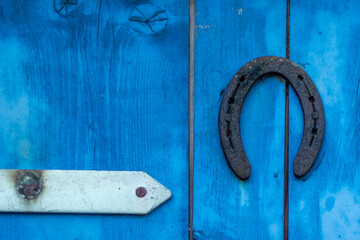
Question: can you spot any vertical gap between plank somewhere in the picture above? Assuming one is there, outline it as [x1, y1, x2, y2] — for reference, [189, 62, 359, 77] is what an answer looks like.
[284, 0, 290, 240]
[189, 0, 195, 239]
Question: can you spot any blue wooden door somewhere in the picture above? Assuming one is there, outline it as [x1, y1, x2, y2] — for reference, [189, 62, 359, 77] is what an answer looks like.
[193, 0, 360, 240]
[0, 0, 188, 239]
[288, 1, 360, 239]
[1, 0, 360, 240]
[194, 1, 286, 239]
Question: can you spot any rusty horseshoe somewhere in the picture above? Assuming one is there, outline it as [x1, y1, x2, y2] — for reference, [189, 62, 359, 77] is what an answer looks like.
[218, 56, 325, 180]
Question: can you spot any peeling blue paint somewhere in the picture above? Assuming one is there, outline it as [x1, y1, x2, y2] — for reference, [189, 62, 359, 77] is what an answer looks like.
[320, 188, 360, 239]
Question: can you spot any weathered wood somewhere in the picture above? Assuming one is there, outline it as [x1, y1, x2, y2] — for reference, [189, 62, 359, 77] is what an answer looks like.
[194, 1, 286, 239]
[189, 0, 195, 239]
[289, 1, 360, 239]
[0, 0, 188, 239]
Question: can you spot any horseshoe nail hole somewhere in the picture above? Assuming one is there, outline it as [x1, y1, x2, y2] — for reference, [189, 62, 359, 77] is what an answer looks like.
[312, 128, 318, 135]
[226, 106, 232, 114]
[309, 96, 315, 102]
[229, 140, 234, 149]
[309, 136, 314, 146]
[226, 130, 232, 137]
[311, 111, 319, 119]
[297, 74, 304, 80]
[228, 97, 235, 104]
[239, 75, 246, 82]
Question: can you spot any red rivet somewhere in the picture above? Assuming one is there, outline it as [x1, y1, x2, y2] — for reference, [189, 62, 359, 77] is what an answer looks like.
[136, 187, 147, 198]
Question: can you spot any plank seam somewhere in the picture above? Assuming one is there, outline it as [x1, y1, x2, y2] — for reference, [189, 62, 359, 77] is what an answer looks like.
[284, 0, 290, 239]
[189, 0, 195, 239]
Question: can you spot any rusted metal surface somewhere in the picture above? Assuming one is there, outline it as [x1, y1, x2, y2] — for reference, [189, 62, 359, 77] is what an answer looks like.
[0, 170, 171, 214]
[219, 56, 325, 180]
[15, 170, 43, 200]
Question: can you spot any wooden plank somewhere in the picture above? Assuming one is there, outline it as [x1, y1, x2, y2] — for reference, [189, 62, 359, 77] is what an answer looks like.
[189, 0, 195, 239]
[194, 1, 286, 239]
[289, 1, 360, 239]
[0, 0, 188, 239]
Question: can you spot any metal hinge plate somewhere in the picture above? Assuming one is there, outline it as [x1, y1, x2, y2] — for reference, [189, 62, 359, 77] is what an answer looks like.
[0, 170, 171, 214]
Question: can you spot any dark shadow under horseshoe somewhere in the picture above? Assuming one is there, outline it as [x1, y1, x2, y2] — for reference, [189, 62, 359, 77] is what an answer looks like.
[218, 56, 325, 180]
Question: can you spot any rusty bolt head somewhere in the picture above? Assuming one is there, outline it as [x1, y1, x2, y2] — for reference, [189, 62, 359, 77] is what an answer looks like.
[18, 181, 40, 198]
[136, 187, 147, 198]
[16, 170, 42, 200]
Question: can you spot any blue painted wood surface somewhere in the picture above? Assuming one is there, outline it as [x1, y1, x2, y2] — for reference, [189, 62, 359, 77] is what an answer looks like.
[289, 1, 360, 239]
[193, 1, 286, 239]
[0, 0, 188, 239]
[1, 0, 360, 239]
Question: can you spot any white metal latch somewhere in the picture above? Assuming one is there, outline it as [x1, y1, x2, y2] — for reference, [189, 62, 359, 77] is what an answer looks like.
[0, 169, 171, 214]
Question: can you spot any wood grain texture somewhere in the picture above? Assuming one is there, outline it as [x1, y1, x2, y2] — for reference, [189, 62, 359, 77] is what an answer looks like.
[189, 0, 195, 239]
[193, 1, 286, 239]
[0, 0, 188, 239]
[289, 1, 360, 239]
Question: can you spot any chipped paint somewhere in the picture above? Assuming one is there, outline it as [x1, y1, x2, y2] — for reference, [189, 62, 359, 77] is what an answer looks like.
[320, 188, 360, 239]
[198, 25, 210, 30]
[268, 223, 280, 238]
[299, 199, 306, 211]
[239, 181, 248, 206]
[0, 38, 30, 167]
